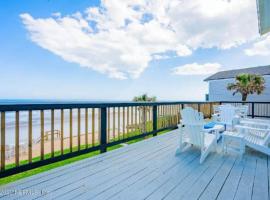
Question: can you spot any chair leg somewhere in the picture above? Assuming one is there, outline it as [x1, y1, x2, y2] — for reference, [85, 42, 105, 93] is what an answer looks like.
[200, 142, 215, 164]
[175, 143, 187, 155]
[175, 148, 182, 155]
[222, 136, 225, 155]
[200, 153, 207, 164]
[200, 149, 208, 164]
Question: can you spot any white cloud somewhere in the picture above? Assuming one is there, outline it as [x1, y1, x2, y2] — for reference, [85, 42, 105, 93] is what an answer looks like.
[52, 12, 61, 17]
[172, 63, 221, 75]
[152, 54, 171, 60]
[175, 44, 192, 56]
[20, 0, 258, 79]
[245, 34, 270, 56]
[167, 0, 258, 50]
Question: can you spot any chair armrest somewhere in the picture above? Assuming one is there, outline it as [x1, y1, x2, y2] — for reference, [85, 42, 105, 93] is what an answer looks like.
[202, 128, 213, 133]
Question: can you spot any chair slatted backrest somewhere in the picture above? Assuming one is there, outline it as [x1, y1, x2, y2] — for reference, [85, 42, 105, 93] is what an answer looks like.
[236, 105, 249, 118]
[181, 107, 204, 147]
[236, 125, 270, 146]
[219, 105, 236, 125]
[181, 107, 204, 125]
[213, 105, 220, 114]
[183, 124, 204, 147]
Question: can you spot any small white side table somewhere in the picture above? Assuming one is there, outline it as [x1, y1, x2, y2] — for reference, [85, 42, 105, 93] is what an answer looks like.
[222, 131, 245, 157]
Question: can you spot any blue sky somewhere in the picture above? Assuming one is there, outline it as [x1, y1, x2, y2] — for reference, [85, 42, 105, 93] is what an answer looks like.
[0, 0, 269, 101]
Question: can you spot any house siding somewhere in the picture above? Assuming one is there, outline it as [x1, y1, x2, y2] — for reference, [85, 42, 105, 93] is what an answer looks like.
[208, 75, 270, 102]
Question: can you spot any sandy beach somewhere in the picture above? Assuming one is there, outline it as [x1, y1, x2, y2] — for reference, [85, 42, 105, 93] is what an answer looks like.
[5, 129, 126, 165]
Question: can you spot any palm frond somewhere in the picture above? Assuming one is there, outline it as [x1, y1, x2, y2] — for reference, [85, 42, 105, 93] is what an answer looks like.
[227, 73, 265, 101]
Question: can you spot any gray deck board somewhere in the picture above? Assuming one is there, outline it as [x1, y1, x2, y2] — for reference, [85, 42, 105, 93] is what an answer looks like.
[0, 129, 269, 200]
[180, 155, 226, 200]
[268, 156, 270, 200]
[80, 150, 198, 200]
[130, 152, 199, 200]
[163, 154, 217, 200]
[17, 135, 177, 200]
[47, 145, 179, 200]
[252, 154, 268, 200]
[82, 148, 192, 200]
[143, 153, 204, 200]
[216, 158, 245, 200]
[233, 154, 257, 200]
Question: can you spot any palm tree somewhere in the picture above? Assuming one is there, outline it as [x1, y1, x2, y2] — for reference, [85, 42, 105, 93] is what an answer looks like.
[133, 94, 156, 132]
[133, 93, 157, 102]
[227, 73, 265, 101]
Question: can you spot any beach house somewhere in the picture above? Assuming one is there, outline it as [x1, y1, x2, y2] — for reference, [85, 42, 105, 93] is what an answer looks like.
[204, 65, 270, 102]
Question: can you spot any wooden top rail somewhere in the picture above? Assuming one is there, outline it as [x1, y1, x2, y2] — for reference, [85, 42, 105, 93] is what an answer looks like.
[0, 101, 221, 112]
[0, 101, 269, 112]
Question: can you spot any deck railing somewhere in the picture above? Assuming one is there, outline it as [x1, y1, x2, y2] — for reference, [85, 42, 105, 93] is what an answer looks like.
[0, 101, 269, 178]
[220, 101, 270, 118]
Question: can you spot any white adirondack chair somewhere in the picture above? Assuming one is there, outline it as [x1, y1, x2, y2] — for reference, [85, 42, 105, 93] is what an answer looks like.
[212, 104, 230, 120]
[176, 107, 217, 164]
[235, 105, 249, 118]
[215, 105, 238, 130]
[235, 125, 270, 155]
[212, 104, 228, 118]
[212, 105, 222, 116]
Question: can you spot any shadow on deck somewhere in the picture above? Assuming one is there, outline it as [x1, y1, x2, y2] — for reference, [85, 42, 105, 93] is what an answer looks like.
[0, 129, 269, 200]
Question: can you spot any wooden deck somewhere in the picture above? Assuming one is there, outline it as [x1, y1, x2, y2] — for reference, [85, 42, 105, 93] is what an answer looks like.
[0, 129, 269, 200]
